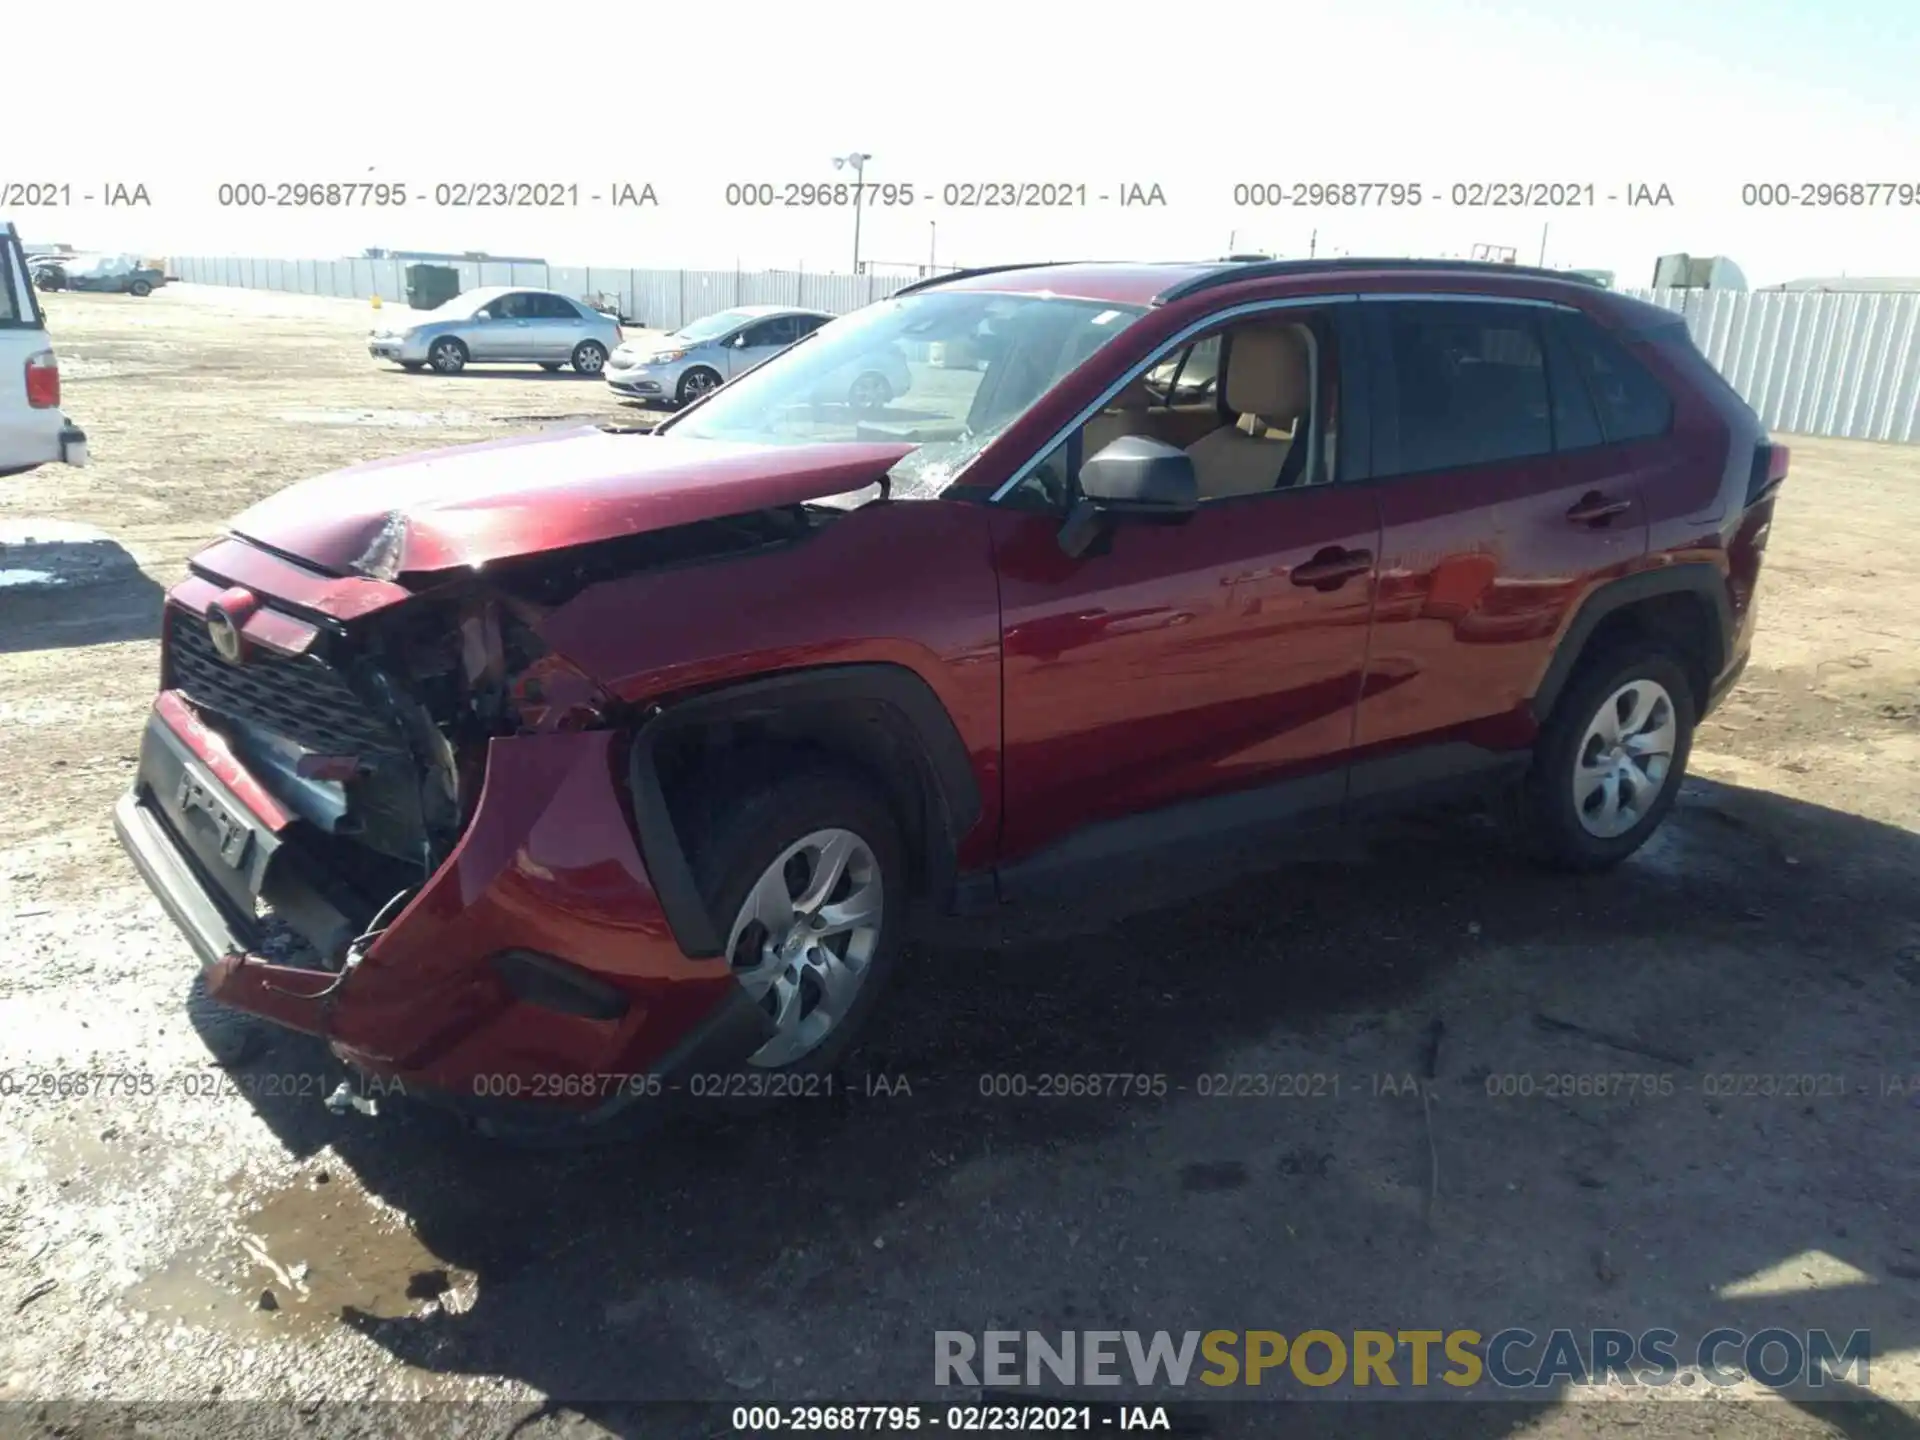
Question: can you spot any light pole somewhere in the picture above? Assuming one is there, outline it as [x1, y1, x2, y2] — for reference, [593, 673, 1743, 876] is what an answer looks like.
[833, 151, 872, 275]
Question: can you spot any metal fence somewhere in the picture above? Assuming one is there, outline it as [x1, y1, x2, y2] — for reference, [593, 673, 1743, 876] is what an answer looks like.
[1621, 286, 1920, 443]
[165, 256, 1920, 443]
[167, 255, 931, 332]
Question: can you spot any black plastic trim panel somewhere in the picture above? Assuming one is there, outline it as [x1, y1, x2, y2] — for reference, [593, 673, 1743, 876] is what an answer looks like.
[628, 663, 984, 959]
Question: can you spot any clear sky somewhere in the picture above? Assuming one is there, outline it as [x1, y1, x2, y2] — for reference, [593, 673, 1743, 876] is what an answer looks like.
[12, 0, 1918, 287]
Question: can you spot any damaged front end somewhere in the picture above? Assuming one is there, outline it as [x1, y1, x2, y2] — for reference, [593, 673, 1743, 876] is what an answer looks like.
[150, 571, 603, 970]
[114, 511, 841, 1130]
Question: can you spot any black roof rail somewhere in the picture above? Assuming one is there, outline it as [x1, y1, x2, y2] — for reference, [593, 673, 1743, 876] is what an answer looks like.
[885, 261, 1089, 297]
[1154, 256, 1606, 304]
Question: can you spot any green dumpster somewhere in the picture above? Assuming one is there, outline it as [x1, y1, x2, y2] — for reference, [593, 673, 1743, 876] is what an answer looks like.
[405, 263, 462, 310]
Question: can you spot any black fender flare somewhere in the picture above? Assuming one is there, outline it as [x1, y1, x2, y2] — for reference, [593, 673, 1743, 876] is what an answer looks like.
[1529, 563, 1733, 723]
[626, 663, 983, 958]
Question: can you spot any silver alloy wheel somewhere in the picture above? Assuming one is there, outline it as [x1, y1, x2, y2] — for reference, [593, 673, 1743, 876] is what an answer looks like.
[574, 342, 606, 374]
[682, 368, 718, 401]
[1572, 679, 1678, 839]
[849, 372, 890, 411]
[725, 827, 884, 1069]
[430, 339, 464, 373]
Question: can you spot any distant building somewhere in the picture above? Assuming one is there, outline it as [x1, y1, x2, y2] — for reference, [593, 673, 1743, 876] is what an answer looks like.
[1765, 276, 1920, 293]
[1651, 254, 1748, 290]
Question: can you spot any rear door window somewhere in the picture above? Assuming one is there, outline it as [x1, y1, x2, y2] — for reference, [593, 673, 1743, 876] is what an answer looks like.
[1368, 302, 1553, 475]
[1540, 315, 1605, 451]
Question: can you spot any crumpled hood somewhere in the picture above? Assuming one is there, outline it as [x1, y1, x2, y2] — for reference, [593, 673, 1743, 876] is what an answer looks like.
[225, 426, 917, 581]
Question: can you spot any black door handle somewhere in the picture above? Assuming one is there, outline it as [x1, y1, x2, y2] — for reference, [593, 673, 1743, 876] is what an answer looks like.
[1567, 491, 1632, 525]
[1290, 548, 1374, 590]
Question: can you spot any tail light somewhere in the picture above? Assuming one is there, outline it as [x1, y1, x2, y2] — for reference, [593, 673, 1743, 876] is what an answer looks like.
[24, 350, 59, 409]
[1746, 440, 1789, 507]
[614, 324, 626, 344]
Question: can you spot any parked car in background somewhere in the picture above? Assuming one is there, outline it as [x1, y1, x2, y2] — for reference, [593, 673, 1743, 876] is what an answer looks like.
[113, 256, 1784, 1141]
[0, 223, 88, 476]
[606, 305, 862, 407]
[34, 252, 166, 296]
[368, 286, 623, 375]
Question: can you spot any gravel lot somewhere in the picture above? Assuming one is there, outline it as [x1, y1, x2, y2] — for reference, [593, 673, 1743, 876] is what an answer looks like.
[1, 284, 1917, 1439]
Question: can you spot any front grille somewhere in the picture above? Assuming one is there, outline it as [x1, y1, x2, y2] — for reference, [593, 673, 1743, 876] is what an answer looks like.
[165, 606, 406, 756]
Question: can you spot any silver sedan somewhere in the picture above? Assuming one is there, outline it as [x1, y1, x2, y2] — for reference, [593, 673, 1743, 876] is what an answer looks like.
[605, 304, 909, 411]
[368, 286, 624, 376]
[604, 305, 827, 407]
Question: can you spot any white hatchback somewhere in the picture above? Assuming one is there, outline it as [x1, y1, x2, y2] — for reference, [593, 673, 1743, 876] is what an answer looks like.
[0, 222, 88, 476]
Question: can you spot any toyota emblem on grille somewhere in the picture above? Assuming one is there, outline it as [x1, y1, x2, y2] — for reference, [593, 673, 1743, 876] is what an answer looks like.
[207, 608, 243, 663]
[205, 586, 259, 666]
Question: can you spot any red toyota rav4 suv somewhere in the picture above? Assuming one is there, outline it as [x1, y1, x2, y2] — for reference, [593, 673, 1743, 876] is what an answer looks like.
[115, 258, 1786, 1140]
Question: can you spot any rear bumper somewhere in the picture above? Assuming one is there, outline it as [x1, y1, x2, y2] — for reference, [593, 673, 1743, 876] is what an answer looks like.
[1, 416, 85, 474]
[115, 695, 767, 1136]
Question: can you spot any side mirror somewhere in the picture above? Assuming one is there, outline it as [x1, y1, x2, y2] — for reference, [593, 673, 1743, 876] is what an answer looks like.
[1058, 436, 1198, 558]
[1081, 435, 1198, 512]
[731, 333, 749, 348]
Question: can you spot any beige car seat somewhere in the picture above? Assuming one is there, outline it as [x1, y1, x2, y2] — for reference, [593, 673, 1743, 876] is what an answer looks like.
[1080, 379, 1156, 458]
[1184, 326, 1313, 499]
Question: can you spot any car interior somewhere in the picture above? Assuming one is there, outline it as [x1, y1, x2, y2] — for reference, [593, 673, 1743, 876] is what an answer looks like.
[1078, 315, 1338, 500]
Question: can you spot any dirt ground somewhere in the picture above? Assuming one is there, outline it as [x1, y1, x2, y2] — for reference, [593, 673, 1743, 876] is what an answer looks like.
[1, 285, 1917, 1440]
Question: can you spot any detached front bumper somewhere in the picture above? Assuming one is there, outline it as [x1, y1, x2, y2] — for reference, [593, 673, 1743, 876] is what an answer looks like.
[115, 694, 769, 1139]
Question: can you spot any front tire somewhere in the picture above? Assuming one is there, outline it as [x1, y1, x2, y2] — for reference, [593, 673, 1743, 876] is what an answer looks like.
[687, 765, 906, 1086]
[1518, 645, 1695, 871]
[428, 337, 468, 374]
[676, 366, 721, 406]
[849, 371, 892, 412]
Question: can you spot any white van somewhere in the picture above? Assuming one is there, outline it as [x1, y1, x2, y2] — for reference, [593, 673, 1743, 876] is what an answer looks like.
[0, 221, 88, 477]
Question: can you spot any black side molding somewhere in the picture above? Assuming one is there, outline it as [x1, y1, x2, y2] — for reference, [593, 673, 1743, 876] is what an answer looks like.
[995, 767, 1346, 902]
[628, 663, 984, 959]
[1529, 564, 1733, 722]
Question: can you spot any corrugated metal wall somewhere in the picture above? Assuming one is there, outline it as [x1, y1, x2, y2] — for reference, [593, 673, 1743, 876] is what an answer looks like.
[1621, 286, 1920, 442]
[169, 255, 925, 333]
[164, 259, 1920, 443]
